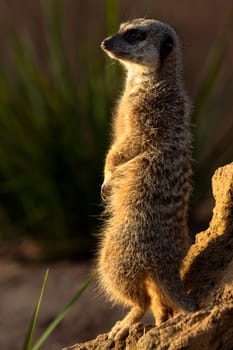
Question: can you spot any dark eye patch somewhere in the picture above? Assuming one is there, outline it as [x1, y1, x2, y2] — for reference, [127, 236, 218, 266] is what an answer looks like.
[123, 29, 147, 44]
[160, 34, 174, 60]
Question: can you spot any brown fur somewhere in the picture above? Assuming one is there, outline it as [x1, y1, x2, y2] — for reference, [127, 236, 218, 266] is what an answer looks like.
[97, 18, 197, 340]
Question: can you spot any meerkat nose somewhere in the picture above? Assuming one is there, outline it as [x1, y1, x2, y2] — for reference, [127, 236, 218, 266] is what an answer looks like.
[101, 37, 114, 51]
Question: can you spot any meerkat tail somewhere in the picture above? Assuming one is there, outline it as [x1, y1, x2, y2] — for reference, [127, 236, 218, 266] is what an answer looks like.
[147, 270, 197, 325]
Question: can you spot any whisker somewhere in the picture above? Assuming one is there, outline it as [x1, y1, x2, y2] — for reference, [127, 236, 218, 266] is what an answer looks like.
[105, 61, 117, 70]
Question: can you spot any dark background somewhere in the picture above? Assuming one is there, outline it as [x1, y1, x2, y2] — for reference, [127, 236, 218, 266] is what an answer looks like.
[0, 0, 232, 257]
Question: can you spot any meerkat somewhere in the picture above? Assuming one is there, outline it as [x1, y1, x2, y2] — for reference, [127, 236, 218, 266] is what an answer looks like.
[97, 18, 197, 341]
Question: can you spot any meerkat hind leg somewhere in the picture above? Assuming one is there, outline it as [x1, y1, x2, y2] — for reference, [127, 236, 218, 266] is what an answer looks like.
[108, 303, 147, 341]
[149, 283, 173, 325]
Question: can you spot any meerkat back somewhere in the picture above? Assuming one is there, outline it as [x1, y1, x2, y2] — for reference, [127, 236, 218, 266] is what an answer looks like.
[98, 18, 197, 341]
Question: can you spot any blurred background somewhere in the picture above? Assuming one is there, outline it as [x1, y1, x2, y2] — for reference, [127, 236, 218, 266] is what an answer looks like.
[0, 0, 232, 349]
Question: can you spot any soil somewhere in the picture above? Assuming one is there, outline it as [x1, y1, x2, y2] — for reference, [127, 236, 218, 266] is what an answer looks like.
[0, 259, 126, 350]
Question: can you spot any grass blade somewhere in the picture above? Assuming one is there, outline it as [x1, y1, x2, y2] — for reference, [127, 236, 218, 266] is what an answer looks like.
[194, 8, 233, 119]
[104, 0, 119, 34]
[22, 269, 49, 350]
[193, 9, 233, 152]
[31, 274, 95, 350]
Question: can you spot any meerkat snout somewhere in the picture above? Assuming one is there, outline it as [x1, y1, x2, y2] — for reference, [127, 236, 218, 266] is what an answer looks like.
[101, 37, 114, 51]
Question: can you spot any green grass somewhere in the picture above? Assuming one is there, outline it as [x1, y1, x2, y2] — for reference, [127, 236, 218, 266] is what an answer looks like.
[22, 270, 49, 350]
[192, 9, 233, 206]
[22, 270, 94, 350]
[0, 0, 121, 250]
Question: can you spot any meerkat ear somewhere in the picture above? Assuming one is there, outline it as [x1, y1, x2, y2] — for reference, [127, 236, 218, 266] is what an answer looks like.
[159, 34, 174, 60]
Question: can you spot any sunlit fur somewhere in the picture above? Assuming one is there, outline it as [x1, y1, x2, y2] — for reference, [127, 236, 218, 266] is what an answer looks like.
[98, 18, 197, 341]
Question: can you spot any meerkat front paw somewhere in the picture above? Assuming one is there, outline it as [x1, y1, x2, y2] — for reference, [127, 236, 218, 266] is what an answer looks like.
[101, 172, 113, 201]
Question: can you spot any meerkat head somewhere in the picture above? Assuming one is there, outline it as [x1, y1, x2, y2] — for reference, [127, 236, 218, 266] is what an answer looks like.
[101, 18, 180, 76]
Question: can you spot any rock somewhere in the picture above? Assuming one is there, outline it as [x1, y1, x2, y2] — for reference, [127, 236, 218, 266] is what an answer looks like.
[63, 163, 233, 350]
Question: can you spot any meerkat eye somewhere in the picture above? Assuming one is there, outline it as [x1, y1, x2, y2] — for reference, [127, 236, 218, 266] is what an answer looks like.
[123, 29, 147, 43]
[160, 34, 174, 60]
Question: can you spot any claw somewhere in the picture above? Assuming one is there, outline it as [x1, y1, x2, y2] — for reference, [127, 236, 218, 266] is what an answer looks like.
[101, 183, 111, 201]
[108, 321, 130, 341]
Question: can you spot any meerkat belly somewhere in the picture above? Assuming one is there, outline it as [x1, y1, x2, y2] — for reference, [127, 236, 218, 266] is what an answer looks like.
[99, 150, 191, 302]
[98, 233, 151, 304]
[111, 150, 190, 227]
[110, 153, 190, 250]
